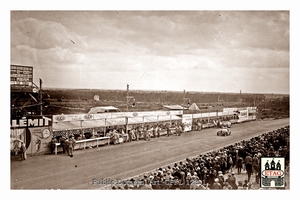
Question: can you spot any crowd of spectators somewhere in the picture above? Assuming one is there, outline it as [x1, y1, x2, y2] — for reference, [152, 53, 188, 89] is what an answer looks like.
[108, 125, 289, 190]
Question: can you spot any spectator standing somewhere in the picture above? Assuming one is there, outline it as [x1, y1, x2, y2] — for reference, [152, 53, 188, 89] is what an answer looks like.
[178, 125, 182, 136]
[218, 172, 224, 188]
[207, 170, 217, 186]
[121, 129, 128, 143]
[152, 126, 156, 138]
[50, 137, 58, 154]
[245, 153, 252, 165]
[226, 172, 237, 189]
[211, 178, 222, 190]
[197, 121, 202, 131]
[236, 156, 244, 174]
[133, 128, 137, 141]
[130, 128, 135, 141]
[252, 154, 259, 173]
[167, 125, 170, 137]
[245, 153, 253, 182]
[156, 125, 160, 138]
[67, 135, 76, 157]
[136, 127, 141, 141]
[20, 142, 27, 161]
[112, 130, 119, 145]
[228, 154, 233, 172]
[128, 129, 132, 142]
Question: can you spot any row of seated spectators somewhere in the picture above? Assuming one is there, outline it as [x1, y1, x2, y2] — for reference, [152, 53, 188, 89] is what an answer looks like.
[109, 125, 289, 190]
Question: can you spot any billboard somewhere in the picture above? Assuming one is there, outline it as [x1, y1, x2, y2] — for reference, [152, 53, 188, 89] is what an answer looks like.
[182, 114, 192, 132]
[10, 64, 33, 88]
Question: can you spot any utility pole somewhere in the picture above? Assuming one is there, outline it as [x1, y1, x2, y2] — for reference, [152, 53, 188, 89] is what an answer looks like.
[239, 90, 242, 107]
[39, 78, 43, 116]
[183, 89, 190, 107]
[126, 84, 135, 111]
[126, 84, 129, 111]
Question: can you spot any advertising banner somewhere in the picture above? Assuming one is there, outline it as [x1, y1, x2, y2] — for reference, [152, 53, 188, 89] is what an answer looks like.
[54, 110, 183, 123]
[182, 114, 192, 132]
[111, 112, 130, 118]
[223, 107, 238, 114]
[106, 118, 126, 126]
[10, 127, 51, 156]
[192, 113, 202, 118]
[10, 128, 26, 153]
[125, 110, 183, 117]
[93, 113, 112, 120]
[27, 127, 52, 154]
[201, 113, 211, 118]
[247, 107, 257, 114]
[222, 111, 231, 116]
[127, 117, 144, 125]
[237, 110, 249, 122]
[53, 114, 93, 122]
[11, 117, 52, 128]
[209, 112, 217, 117]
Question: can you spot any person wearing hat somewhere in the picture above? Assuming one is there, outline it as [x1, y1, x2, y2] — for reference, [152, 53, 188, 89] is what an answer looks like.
[20, 141, 27, 161]
[236, 156, 244, 174]
[226, 172, 237, 189]
[218, 172, 224, 188]
[67, 135, 76, 157]
[227, 154, 234, 172]
[50, 137, 58, 154]
[211, 178, 222, 190]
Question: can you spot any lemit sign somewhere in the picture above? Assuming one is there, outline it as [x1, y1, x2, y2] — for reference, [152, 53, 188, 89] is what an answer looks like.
[11, 117, 52, 128]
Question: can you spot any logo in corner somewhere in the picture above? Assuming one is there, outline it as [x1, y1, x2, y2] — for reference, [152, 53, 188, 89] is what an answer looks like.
[260, 157, 285, 188]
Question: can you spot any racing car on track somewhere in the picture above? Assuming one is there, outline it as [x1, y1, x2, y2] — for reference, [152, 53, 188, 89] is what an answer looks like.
[217, 128, 231, 136]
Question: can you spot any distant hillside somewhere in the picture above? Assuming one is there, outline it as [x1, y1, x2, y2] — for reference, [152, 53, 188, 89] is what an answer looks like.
[38, 88, 289, 116]
[44, 88, 278, 105]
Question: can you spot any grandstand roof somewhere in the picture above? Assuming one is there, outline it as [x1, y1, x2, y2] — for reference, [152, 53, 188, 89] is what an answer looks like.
[163, 105, 187, 110]
[88, 106, 121, 114]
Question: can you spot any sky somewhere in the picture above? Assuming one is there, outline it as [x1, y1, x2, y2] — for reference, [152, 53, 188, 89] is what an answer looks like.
[7, 0, 297, 97]
[10, 9, 290, 94]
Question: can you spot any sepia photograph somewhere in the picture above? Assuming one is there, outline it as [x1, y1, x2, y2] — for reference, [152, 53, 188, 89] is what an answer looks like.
[5, 0, 298, 196]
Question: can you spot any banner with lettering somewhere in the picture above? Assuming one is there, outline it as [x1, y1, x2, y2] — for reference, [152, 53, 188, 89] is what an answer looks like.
[237, 110, 249, 122]
[52, 114, 93, 122]
[11, 117, 52, 128]
[182, 114, 192, 132]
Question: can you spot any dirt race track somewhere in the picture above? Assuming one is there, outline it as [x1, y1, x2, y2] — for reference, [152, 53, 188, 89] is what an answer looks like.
[11, 118, 289, 190]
